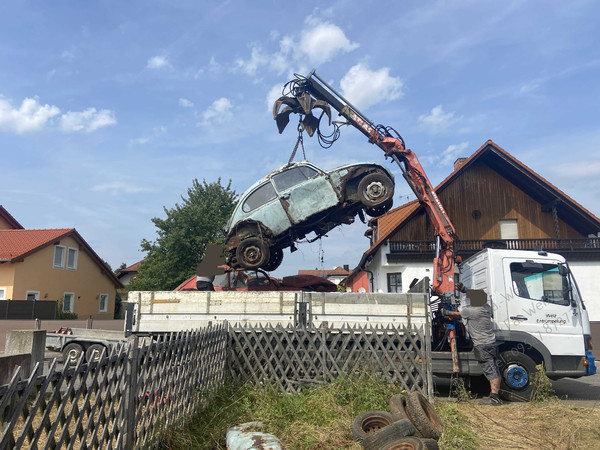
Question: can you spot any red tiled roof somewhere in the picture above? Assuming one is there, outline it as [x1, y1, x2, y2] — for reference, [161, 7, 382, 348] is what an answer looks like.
[298, 266, 349, 276]
[121, 260, 143, 273]
[0, 229, 73, 260]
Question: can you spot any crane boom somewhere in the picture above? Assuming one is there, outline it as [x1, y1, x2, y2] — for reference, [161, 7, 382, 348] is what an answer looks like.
[273, 71, 457, 299]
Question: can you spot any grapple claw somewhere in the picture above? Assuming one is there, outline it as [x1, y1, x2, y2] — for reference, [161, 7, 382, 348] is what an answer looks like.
[273, 96, 303, 133]
[273, 93, 332, 135]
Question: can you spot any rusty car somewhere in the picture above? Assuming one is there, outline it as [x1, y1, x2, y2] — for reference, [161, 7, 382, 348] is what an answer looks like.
[225, 160, 394, 271]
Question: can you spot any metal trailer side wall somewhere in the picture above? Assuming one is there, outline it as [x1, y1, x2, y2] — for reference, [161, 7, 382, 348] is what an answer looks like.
[126, 291, 429, 332]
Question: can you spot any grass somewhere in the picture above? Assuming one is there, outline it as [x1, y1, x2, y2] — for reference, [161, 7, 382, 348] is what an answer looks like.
[159, 371, 600, 449]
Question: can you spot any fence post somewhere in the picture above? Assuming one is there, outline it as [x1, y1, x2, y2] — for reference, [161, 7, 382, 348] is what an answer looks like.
[123, 335, 139, 448]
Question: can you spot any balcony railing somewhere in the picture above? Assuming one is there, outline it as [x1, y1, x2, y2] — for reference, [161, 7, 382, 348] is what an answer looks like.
[389, 238, 600, 254]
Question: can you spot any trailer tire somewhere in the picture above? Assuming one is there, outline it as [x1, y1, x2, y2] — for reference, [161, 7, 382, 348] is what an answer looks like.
[405, 392, 443, 440]
[499, 351, 538, 402]
[389, 394, 409, 421]
[63, 343, 83, 365]
[362, 419, 416, 450]
[86, 344, 106, 363]
[352, 410, 393, 440]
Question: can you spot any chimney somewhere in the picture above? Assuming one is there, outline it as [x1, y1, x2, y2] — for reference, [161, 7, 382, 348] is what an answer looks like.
[343, 264, 350, 272]
[454, 157, 468, 171]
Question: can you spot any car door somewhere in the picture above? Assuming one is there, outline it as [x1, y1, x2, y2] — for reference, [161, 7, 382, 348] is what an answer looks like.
[502, 257, 584, 355]
[271, 164, 338, 224]
[240, 181, 291, 235]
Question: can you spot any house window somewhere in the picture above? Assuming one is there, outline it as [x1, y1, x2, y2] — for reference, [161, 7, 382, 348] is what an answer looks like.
[26, 291, 40, 301]
[63, 292, 75, 313]
[67, 248, 78, 270]
[99, 294, 108, 313]
[499, 219, 518, 240]
[387, 273, 403, 293]
[54, 245, 65, 268]
[0, 288, 6, 300]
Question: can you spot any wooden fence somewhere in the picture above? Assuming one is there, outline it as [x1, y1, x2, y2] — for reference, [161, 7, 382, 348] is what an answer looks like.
[1, 322, 432, 448]
[0, 325, 228, 449]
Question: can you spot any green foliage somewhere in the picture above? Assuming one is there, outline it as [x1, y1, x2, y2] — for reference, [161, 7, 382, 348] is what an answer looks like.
[129, 179, 237, 291]
[56, 300, 78, 320]
[113, 291, 122, 319]
[530, 363, 558, 403]
[435, 403, 478, 450]
[159, 369, 405, 449]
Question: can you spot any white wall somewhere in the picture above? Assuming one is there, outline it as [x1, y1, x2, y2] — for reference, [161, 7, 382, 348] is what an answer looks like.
[569, 261, 600, 322]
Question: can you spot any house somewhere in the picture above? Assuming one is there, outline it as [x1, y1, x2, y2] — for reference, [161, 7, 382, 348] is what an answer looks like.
[298, 265, 350, 285]
[0, 206, 23, 230]
[347, 140, 600, 321]
[116, 260, 142, 287]
[0, 222, 123, 319]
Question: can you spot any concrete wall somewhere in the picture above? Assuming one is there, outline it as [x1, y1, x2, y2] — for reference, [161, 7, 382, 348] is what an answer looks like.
[5, 330, 46, 377]
[7, 235, 116, 319]
[0, 353, 30, 385]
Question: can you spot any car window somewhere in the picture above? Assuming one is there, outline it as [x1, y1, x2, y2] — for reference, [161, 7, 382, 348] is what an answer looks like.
[242, 182, 277, 213]
[510, 262, 569, 306]
[272, 166, 318, 192]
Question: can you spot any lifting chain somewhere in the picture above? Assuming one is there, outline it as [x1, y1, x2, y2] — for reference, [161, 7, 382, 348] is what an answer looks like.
[287, 118, 307, 164]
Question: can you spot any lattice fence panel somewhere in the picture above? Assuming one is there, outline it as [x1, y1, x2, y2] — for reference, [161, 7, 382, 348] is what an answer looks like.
[227, 323, 433, 395]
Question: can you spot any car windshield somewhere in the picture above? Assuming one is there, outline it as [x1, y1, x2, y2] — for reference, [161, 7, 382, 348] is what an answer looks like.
[242, 182, 277, 213]
[510, 262, 569, 306]
[272, 166, 318, 192]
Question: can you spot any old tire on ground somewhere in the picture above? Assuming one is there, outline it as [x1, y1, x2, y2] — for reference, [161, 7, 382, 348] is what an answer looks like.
[377, 436, 430, 450]
[421, 438, 440, 449]
[62, 343, 84, 365]
[351, 410, 393, 441]
[358, 173, 394, 208]
[261, 248, 283, 272]
[365, 199, 393, 217]
[85, 344, 106, 363]
[236, 237, 270, 270]
[362, 419, 416, 450]
[389, 394, 409, 421]
[499, 351, 538, 402]
[405, 392, 443, 440]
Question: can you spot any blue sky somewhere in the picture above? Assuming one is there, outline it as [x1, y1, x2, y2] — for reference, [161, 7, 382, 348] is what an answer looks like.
[2, 1, 599, 277]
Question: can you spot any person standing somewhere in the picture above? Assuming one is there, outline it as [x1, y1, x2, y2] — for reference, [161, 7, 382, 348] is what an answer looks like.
[442, 286, 502, 405]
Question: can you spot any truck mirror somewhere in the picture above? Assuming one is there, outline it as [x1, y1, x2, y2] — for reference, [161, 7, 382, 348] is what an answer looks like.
[558, 264, 570, 276]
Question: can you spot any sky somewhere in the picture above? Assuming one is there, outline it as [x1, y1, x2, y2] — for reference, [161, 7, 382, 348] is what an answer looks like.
[1, 0, 599, 278]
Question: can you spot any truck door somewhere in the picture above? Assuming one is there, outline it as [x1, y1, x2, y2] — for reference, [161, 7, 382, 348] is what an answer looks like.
[502, 257, 584, 356]
[271, 164, 338, 224]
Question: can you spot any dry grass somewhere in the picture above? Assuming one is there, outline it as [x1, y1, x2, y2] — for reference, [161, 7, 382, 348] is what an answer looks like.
[436, 400, 600, 450]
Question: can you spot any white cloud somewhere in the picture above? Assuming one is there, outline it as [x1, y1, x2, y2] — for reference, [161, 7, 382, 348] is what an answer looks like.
[200, 97, 233, 126]
[0, 96, 60, 133]
[59, 108, 116, 132]
[129, 126, 166, 146]
[440, 141, 470, 167]
[418, 105, 461, 134]
[91, 180, 153, 195]
[147, 55, 170, 69]
[237, 16, 358, 78]
[339, 63, 403, 110]
[179, 98, 194, 108]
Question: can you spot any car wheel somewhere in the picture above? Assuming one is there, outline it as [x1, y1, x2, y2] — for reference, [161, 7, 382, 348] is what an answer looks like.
[236, 237, 271, 270]
[499, 351, 538, 402]
[358, 173, 394, 208]
[365, 199, 393, 217]
[261, 248, 283, 272]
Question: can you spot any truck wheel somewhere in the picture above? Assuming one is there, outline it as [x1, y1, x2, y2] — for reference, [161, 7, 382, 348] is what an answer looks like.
[86, 344, 106, 363]
[499, 351, 538, 402]
[351, 410, 393, 440]
[261, 248, 283, 272]
[236, 237, 270, 270]
[358, 173, 394, 208]
[62, 343, 83, 365]
[405, 392, 443, 440]
[362, 419, 416, 450]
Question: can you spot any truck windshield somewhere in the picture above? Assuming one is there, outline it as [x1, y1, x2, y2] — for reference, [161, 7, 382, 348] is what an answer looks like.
[510, 262, 570, 306]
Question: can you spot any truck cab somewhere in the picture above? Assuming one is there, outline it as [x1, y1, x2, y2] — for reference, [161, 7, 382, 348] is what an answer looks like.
[433, 248, 595, 401]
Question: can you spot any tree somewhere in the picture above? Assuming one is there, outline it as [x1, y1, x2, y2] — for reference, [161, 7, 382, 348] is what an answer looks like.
[129, 178, 237, 291]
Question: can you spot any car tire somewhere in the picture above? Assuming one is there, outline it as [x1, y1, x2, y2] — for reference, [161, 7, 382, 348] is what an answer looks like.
[236, 237, 270, 270]
[85, 344, 106, 363]
[499, 351, 538, 402]
[351, 410, 394, 440]
[361, 419, 416, 450]
[365, 199, 393, 217]
[389, 394, 409, 421]
[261, 248, 283, 272]
[63, 343, 84, 365]
[405, 392, 443, 440]
[358, 173, 394, 208]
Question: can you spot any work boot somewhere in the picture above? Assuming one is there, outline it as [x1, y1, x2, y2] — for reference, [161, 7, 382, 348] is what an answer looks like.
[489, 393, 502, 406]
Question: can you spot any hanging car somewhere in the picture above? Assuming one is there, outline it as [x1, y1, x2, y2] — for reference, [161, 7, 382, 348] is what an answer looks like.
[225, 160, 394, 271]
